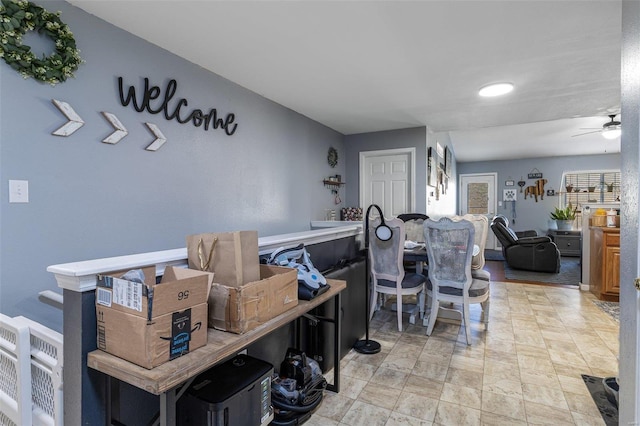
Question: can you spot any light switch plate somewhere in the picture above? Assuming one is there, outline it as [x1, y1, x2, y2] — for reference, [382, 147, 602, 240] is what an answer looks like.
[9, 180, 29, 203]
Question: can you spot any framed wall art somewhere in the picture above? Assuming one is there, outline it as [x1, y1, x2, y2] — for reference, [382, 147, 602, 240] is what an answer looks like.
[444, 146, 452, 177]
[427, 147, 437, 187]
[436, 142, 445, 170]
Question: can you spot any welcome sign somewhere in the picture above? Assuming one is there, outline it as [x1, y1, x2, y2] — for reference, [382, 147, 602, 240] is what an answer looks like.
[117, 77, 238, 136]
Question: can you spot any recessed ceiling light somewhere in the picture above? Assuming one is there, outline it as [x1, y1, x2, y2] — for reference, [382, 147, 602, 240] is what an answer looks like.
[478, 82, 514, 97]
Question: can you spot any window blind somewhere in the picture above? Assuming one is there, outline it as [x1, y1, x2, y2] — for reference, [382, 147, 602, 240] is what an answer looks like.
[562, 171, 620, 210]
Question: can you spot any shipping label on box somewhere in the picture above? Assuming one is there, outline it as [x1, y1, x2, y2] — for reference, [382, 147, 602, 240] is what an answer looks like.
[96, 266, 213, 320]
[208, 264, 298, 334]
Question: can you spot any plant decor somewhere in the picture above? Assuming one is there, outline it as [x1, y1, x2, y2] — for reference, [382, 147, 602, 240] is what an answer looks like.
[550, 203, 577, 221]
[327, 146, 338, 168]
[0, 0, 82, 85]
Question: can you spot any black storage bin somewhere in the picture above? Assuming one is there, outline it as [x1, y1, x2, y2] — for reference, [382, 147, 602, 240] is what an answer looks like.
[176, 354, 273, 426]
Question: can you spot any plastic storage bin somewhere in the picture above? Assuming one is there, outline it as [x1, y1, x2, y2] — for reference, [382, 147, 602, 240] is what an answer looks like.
[176, 354, 273, 426]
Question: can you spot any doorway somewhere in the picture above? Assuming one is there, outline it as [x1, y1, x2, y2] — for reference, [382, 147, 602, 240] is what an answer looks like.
[459, 173, 497, 250]
[359, 148, 416, 217]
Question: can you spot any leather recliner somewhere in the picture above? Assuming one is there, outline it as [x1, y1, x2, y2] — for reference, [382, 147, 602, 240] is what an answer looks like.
[490, 215, 561, 273]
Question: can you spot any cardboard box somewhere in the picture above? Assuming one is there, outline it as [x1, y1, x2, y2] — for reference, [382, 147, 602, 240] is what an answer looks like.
[95, 266, 213, 369]
[208, 264, 298, 334]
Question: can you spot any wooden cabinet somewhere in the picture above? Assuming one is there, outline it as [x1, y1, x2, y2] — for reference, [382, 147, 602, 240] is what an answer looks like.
[590, 227, 620, 301]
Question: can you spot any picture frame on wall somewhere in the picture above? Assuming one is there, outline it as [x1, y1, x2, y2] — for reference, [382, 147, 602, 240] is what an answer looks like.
[438, 169, 445, 194]
[427, 147, 437, 187]
[444, 146, 452, 177]
[436, 142, 445, 171]
[435, 141, 444, 170]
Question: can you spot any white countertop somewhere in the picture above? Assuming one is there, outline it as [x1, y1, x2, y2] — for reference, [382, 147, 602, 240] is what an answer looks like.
[311, 220, 363, 228]
[47, 224, 363, 292]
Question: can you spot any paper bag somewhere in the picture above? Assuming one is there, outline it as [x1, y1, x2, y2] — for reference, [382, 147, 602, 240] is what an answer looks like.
[186, 231, 260, 287]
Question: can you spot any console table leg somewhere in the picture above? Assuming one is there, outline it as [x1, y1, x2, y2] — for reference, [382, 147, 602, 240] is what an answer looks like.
[333, 292, 341, 393]
[159, 389, 177, 426]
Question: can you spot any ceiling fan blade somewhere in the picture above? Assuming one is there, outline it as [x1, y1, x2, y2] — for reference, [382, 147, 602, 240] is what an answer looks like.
[578, 127, 602, 130]
[572, 130, 601, 137]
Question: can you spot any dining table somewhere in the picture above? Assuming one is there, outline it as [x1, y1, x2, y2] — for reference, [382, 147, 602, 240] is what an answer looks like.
[403, 242, 428, 274]
[402, 241, 480, 326]
[403, 241, 480, 275]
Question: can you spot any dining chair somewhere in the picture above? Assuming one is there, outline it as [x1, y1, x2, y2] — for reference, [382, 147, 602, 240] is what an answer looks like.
[423, 217, 490, 345]
[452, 214, 491, 282]
[398, 213, 429, 273]
[398, 213, 429, 242]
[369, 217, 426, 332]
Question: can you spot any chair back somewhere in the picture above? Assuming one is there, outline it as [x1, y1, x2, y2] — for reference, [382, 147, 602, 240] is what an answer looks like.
[493, 214, 510, 227]
[424, 217, 475, 292]
[398, 213, 429, 242]
[490, 216, 519, 248]
[369, 217, 405, 284]
[453, 214, 488, 270]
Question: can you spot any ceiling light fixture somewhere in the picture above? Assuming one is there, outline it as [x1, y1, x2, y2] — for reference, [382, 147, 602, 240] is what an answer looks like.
[601, 115, 621, 139]
[478, 82, 514, 97]
[602, 127, 621, 140]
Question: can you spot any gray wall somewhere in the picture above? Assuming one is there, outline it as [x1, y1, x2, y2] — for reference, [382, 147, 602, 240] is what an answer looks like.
[343, 127, 457, 217]
[458, 153, 621, 234]
[0, 1, 346, 332]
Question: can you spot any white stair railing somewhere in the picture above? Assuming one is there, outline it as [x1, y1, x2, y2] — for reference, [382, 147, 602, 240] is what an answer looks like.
[0, 315, 63, 426]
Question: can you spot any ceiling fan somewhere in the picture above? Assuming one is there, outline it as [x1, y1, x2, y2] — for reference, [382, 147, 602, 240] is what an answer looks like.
[572, 114, 621, 139]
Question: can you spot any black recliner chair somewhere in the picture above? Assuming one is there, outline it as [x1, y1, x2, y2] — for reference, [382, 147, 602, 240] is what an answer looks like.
[490, 215, 561, 273]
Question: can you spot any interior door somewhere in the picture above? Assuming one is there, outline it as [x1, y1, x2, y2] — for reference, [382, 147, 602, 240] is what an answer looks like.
[359, 149, 415, 217]
[459, 173, 497, 250]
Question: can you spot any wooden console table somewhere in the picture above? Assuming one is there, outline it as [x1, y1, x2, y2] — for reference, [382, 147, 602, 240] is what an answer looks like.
[87, 279, 346, 426]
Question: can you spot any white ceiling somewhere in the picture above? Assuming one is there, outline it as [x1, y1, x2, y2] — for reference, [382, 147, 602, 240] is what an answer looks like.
[67, 0, 622, 162]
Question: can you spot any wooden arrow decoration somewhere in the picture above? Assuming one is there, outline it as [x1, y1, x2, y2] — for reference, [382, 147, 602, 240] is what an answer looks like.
[52, 99, 84, 136]
[101, 112, 128, 144]
[145, 122, 167, 151]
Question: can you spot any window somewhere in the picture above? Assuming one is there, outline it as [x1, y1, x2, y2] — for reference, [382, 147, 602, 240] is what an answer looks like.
[562, 170, 620, 210]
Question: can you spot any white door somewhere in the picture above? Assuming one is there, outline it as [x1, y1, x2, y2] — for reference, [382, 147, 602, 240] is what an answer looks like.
[359, 148, 415, 218]
[460, 173, 497, 250]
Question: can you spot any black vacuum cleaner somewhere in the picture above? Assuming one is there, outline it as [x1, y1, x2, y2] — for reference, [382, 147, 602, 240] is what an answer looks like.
[270, 348, 327, 425]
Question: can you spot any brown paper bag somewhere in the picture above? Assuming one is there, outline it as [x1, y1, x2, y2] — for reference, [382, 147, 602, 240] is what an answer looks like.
[186, 231, 260, 287]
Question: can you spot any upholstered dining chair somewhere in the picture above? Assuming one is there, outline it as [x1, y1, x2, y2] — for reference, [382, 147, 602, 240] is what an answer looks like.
[452, 214, 491, 282]
[398, 213, 429, 242]
[398, 213, 429, 273]
[423, 217, 490, 345]
[369, 217, 426, 332]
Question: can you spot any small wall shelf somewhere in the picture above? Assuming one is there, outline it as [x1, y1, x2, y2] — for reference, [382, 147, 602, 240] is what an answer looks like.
[323, 180, 346, 188]
[323, 179, 345, 197]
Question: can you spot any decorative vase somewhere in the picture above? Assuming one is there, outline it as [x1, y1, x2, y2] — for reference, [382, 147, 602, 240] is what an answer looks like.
[556, 220, 573, 230]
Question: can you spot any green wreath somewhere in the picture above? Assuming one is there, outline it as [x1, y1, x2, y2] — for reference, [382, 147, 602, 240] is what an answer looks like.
[327, 146, 338, 168]
[0, 0, 82, 85]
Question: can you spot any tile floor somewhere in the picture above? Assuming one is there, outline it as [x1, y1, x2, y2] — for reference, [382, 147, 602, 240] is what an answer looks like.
[308, 279, 619, 425]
